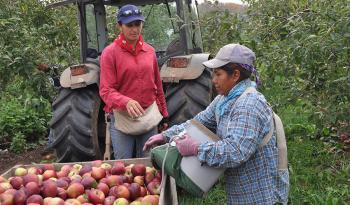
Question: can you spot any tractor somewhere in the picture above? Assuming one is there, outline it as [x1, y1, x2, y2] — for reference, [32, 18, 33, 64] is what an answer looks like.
[47, 0, 213, 162]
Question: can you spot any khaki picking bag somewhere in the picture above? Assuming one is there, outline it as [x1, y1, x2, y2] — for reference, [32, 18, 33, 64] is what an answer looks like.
[113, 101, 163, 135]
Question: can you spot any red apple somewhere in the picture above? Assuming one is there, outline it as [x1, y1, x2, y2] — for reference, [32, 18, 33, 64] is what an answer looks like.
[57, 187, 67, 200]
[70, 175, 82, 184]
[60, 165, 72, 173]
[87, 188, 105, 204]
[43, 170, 57, 180]
[42, 164, 55, 171]
[141, 195, 159, 205]
[146, 181, 160, 195]
[81, 176, 97, 189]
[107, 175, 123, 187]
[91, 167, 106, 181]
[104, 195, 116, 205]
[133, 176, 144, 186]
[128, 183, 141, 200]
[56, 179, 69, 190]
[9, 177, 23, 190]
[0, 182, 12, 194]
[139, 186, 147, 197]
[66, 183, 84, 198]
[96, 182, 109, 196]
[25, 182, 40, 196]
[99, 178, 108, 184]
[91, 160, 103, 167]
[131, 164, 146, 176]
[113, 197, 129, 205]
[26, 194, 43, 204]
[14, 167, 27, 176]
[0, 176, 7, 183]
[0, 193, 14, 205]
[27, 167, 41, 175]
[101, 163, 112, 171]
[4, 188, 17, 195]
[109, 185, 130, 199]
[41, 181, 58, 197]
[23, 173, 39, 185]
[56, 170, 69, 178]
[14, 189, 27, 205]
[110, 164, 125, 175]
[144, 172, 154, 185]
[79, 165, 92, 176]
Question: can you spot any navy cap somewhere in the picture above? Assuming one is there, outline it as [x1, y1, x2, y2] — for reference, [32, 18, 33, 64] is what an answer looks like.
[117, 4, 145, 24]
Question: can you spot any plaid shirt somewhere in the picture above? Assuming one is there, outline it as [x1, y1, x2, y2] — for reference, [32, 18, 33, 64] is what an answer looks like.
[163, 80, 289, 205]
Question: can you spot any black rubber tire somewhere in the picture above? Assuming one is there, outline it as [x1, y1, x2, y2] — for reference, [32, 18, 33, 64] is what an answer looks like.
[164, 68, 213, 126]
[49, 85, 105, 162]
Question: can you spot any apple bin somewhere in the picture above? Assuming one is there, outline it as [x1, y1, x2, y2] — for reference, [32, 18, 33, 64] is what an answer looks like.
[0, 157, 178, 205]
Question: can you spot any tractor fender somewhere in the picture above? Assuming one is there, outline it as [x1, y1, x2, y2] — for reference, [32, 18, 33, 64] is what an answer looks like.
[60, 63, 100, 89]
[160, 53, 210, 83]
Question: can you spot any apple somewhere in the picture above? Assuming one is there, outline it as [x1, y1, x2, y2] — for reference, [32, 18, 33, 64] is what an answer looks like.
[23, 173, 39, 185]
[146, 181, 160, 195]
[26, 194, 43, 204]
[91, 167, 106, 181]
[79, 165, 92, 176]
[141, 195, 159, 205]
[14, 167, 27, 176]
[139, 186, 147, 197]
[4, 188, 17, 195]
[41, 181, 58, 197]
[27, 167, 41, 175]
[68, 170, 80, 178]
[60, 165, 72, 173]
[0, 182, 12, 194]
[56, 179, 69, 189]
[128, 183, 141, 200]
[109, 185, 130, 199]
[76, 194, 88, 203]
[81, 172, 91, 178]
[66, 183, 84, 198]
[107, 175, 123, 187]
[104, 195, 116, 205]
[49, 197, 64, 205]
[96, 182, 109, 196]
[0, 193, 14, 205]
[113, 197, 129, 205]
[43, 170, 57, 180]
[91, 160, 103, 167]
[42, 164, 55, 171]
[133, 176, 144, 186]
[131, 164, 146, 176]
[25, 182, 40, 196]
[72, 164, 83, 172]
[101, 163, 112, 171]
[9, 177, 23, 189]
[125, 164, 134, 173]
[144, 172, 154, 185]
[57, 170, 69, 178]
[64, 198, 81, 205]
[99, 178, 108, 184]
[81, 176, 97, 189]
[14, 189, 27, 205]
[129, 201, 141, 205]
[110, 164, 125, 175]
[145, 167, 156, 175]
[57, 187, 67, 200]
[70, 175, 82, 184]
[87, 188, 105, 204]
[27, 203, 41, 205]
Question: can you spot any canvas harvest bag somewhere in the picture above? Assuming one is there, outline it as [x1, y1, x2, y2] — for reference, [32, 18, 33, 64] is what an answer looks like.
[151, 87, 288, 197]
[113, 101, 163, 135]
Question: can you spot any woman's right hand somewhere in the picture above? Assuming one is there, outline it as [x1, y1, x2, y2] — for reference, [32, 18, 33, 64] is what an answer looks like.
[143, 134, 166, 151]
[126, 99, 145, 118]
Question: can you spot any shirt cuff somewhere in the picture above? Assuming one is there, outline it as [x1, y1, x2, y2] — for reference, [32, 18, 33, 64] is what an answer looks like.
[197, 142, 215, 163]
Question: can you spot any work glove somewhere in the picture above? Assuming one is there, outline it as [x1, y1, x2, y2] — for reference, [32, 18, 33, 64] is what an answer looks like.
[174, 134, 199, 157]
[143, 133, 166, 151]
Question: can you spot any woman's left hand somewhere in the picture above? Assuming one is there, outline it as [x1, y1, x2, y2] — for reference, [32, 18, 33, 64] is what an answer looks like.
[174, 134, 199, 156]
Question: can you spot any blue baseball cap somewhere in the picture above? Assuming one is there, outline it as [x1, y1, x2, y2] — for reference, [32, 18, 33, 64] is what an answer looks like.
[117, 4, 145, 24]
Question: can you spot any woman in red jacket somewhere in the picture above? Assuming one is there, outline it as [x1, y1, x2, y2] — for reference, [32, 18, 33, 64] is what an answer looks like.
[99, 4, 168, 159]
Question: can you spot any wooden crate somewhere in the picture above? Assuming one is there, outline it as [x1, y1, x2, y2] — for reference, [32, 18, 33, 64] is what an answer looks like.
[1, 157, 178, 205]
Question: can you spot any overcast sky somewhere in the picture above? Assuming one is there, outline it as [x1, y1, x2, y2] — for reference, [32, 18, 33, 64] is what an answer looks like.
[197, 0, 243, 4]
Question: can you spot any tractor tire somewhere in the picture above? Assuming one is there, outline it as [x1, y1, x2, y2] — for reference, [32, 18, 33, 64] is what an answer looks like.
[164, 68, 213, 126]
[49, 85, 105, 162]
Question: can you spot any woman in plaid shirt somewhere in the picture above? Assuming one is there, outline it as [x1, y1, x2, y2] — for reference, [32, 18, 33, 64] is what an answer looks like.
[144, 44, 289, 205]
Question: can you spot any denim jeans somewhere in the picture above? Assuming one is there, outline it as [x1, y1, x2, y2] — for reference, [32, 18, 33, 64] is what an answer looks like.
[110, 114, 157, 159]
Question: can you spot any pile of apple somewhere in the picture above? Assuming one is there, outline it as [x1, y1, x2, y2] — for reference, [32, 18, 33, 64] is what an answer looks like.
[0, 160, 162, 205]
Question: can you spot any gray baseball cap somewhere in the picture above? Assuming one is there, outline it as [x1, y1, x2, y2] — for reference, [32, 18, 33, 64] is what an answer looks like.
[203, 44, 256, 68]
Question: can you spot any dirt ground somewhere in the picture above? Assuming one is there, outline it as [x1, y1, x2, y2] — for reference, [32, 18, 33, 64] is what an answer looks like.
[0, 145, 55, 175]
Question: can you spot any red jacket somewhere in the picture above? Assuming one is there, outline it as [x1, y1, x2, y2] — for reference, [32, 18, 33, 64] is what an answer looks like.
[99, 40, 168, 117]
